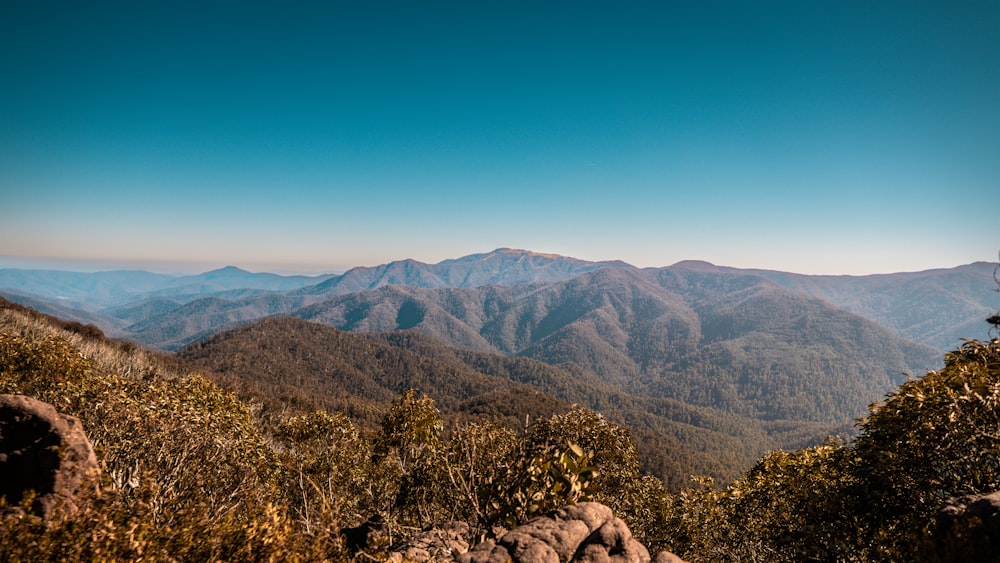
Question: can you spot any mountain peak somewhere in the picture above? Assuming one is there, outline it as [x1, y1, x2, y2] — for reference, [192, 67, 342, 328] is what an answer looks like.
[668, 260, 720, 272]
[202, 265, 253, 277]
[303, 248, 630, 297]
[491, 248, 562, 259]
[440, 248, 577, 266]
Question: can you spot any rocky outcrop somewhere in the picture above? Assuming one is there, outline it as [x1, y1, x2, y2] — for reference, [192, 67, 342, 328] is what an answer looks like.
[388, 521, 472, 562]
[651, 552, 687, 563]
[924, 491, 1000, 562]
[459, 502, 686, 563]
[0, 394, 98, 517]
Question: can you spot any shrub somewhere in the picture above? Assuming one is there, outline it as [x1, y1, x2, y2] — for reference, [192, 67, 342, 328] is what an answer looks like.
[724, 441, 862, 562]
[440, 421, 521, 532]
[0, 309, 318, 560]
[495, 439, 599, 529]
[524, 407, 640, 497]
[853, 338, 1000, 559]
[274, 410, 373, 538]
[372, 389, 446, 527]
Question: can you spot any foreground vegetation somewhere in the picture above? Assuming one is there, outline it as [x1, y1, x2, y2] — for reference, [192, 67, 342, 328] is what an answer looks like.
[2, 297, 999, 561]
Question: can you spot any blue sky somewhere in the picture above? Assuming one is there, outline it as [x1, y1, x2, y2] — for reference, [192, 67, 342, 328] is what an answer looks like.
[2, 1, 998, 274]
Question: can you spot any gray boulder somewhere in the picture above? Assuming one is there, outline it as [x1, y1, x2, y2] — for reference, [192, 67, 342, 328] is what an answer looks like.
[925, 491, 1000, 562]
[459, 502, 687, 563]
[388, 521, 472, 562]
[0, 394, 98, 517]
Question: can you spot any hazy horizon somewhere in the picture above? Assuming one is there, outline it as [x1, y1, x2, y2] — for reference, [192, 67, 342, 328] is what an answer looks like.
[0, 248, 994, 278]
[3, 2, 998, 276]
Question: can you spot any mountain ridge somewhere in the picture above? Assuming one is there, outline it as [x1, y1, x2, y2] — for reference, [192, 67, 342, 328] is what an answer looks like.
[732, 261, 997, 350]
[3, 249, 988, 358]
[294, 248, 629, 298]
[283, 265, 939, 424]
[0, 249, 991, 384]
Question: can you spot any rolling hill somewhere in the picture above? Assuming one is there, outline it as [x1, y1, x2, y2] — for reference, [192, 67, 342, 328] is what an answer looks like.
[177, 316, 841, 487]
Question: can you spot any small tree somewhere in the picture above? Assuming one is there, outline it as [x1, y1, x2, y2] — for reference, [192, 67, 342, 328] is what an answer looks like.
[373, 389, 444, 526]
[374, 389, 443, 472]
[441, 422, 520, 532]
[274, 410, 372, 530]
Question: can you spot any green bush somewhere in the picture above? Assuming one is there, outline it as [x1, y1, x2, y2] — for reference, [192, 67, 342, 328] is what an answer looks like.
[275, 410, 373, 540]
[522, 406, 677, 550]
[853, 338, 1000, 559]
[524, 407, 641, 496]
[724, 442, 862, 562]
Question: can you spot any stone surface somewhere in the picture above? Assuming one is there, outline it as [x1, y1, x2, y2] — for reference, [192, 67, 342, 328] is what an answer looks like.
[652, 551, 688, 563]
[925, 491, 1000, 562]
[387, 521, 471, 562]
[458, 502, 687, 563]
[0, 394, 98, 517]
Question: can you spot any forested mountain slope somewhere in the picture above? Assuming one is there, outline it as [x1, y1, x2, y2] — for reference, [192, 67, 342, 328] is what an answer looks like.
[178, 317, 840, 486]
[735, 261, 997, 351]
[288, 266, 940, 424]
[1, 251, 990, 365]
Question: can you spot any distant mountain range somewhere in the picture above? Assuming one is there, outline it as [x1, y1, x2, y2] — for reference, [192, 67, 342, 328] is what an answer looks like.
[0, 265, 335, 312]
[0, 248, 621, 312]
[3, 248, 995, 485]
[281, 264, 941, 424]
[730, 263, 998, 352]
[1, 248, 995, 436]
[2, 248, 992, 352]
